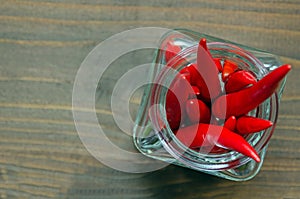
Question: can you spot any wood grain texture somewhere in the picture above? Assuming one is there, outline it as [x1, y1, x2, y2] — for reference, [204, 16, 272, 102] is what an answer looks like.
[0, 0, 299, 198]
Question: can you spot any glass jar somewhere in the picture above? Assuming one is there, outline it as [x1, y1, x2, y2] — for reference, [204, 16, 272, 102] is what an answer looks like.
[133, 29, 286, 181]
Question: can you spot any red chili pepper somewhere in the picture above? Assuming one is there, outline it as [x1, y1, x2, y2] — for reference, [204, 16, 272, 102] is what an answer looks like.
[180, 64, 201, 85]
[199, 38, 223, 72]
[214, 58, 223, 72]
[165, 92, 181, 130]
[165, 41, 182, 64]
[180, 64, 213, 102]
[175, 123, 260, 162]
[163, 42, 188, 68]
[236, 116, 273, 134]
[189, 86, 201, 99]
[179, 69, 202, 100]
[166, 73, 191, 130]
[222, 60, 238, 82]
[225, 70, 257, 93]
[185, 99, 211, 124]
[199, 38, 209, 51]
[212, 64, 291, 119]
[196, 39, 221, 100]
[224, 115, 237, 132]
[180, 61, 220, 102]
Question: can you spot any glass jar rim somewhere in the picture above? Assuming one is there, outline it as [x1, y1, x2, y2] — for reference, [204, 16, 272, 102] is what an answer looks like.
[151, 41, 279, 170]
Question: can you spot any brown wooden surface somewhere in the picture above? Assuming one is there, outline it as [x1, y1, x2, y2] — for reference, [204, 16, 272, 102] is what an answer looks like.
[1, 0, 300, 198]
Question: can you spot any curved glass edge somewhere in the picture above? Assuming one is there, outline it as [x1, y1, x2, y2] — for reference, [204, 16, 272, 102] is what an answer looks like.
[132, 29, 287, 181]
[213, 147, 267, 181]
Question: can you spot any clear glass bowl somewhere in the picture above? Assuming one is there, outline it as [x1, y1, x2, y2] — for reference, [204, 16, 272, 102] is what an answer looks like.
[133, 29, 286, 181]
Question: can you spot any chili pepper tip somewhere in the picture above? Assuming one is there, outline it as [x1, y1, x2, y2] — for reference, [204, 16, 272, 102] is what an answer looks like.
[251, 151, 261, 163]
[236, 116, 273, 134]
[199, 38, 208, 51]
[212, 64, 292, 119]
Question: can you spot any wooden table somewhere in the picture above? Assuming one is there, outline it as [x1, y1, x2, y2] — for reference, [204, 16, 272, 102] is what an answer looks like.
[1, 1, 299, 198]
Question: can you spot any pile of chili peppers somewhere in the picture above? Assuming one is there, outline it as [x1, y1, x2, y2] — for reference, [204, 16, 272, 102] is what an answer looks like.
[161, 38, 291, 162]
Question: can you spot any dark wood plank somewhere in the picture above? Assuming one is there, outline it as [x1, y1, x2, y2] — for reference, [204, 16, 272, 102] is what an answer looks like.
[0, 0, 300, 198]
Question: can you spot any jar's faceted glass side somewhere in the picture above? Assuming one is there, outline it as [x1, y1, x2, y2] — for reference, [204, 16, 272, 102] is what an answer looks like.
[133, 29, 286, 181]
